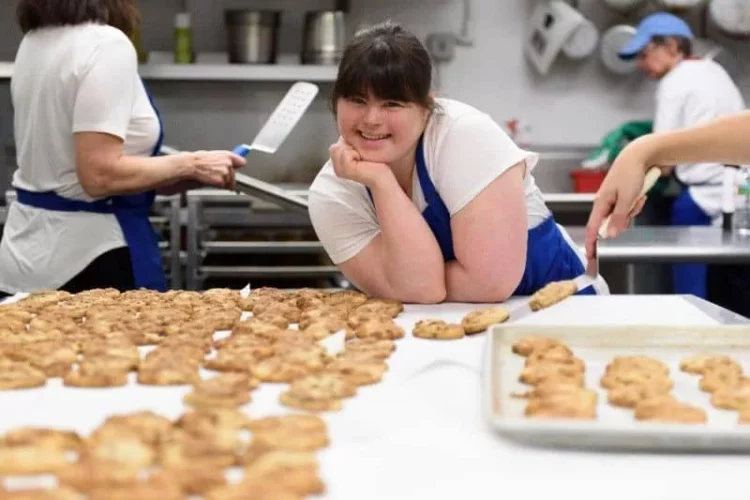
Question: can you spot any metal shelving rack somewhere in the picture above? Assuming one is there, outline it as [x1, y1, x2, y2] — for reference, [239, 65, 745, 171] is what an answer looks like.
[185, 189, 344, 291]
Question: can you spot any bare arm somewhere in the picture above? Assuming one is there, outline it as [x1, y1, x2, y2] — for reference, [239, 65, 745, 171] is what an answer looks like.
[75, 132, 244, 198]
[586, 110, 750, 254]
[445, 162, 527, 302]
[338, 172, 446, 303]
[639, 110, 750, 168]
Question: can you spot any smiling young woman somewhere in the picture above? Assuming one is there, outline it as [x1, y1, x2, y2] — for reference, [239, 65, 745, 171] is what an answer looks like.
[308, 20, 609, 304]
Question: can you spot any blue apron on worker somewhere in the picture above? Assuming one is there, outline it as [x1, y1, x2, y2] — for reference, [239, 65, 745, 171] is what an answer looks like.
[14, 79, 167, 292]
[369, 136, 596, 296]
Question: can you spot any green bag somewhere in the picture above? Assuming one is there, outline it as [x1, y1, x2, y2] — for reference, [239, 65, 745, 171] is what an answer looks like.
[586, 120, 667, 196]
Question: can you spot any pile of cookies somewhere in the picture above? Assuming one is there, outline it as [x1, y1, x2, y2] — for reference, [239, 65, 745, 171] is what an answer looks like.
[0, 410, 328, 499]
[0, 286, 406, 497]
[681, 353, 750, 424]
[601, 356, 706, 424]
[511, 337, 597, 419]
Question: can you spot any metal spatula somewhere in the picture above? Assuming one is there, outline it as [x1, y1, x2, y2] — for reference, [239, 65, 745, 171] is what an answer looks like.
[232, 81, 319, 157]
[230, 81, 318, 213]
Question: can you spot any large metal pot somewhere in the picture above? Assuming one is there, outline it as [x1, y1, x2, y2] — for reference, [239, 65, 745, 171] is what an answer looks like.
[301, 11, 346, 65]
[225, 10, 281, 64]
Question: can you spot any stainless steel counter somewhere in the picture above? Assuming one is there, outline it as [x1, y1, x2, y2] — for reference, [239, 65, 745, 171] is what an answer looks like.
[566, 225, 750, 294]
[566, 226, 750, 263]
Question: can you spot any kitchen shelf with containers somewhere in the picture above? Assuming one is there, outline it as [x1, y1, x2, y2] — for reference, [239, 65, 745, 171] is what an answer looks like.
[0, 8, 344, 82]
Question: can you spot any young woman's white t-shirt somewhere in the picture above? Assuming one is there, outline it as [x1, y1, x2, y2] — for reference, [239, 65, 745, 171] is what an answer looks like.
[308, 98, 556, 266]
[0, 23, 160, 294]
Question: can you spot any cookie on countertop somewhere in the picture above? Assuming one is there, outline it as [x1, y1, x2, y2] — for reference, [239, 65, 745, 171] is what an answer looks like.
[528, 280, 577, 311]
[412, 319, 465, 340]
[461, 306, 510, 335]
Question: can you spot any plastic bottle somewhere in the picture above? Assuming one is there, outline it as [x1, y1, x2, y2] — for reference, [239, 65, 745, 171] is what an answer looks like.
[174, 12, 194, 64]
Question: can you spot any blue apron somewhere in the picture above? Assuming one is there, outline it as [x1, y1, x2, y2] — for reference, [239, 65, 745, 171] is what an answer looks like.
[670, 187, 712, 299]
[371, 136, 596, 296]
[14, 79, 167, 292]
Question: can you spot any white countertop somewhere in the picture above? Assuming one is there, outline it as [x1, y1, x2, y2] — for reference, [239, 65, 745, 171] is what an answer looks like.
[1, 295, 748, 499]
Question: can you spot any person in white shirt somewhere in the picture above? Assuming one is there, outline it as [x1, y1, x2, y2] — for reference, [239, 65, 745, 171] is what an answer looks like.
[616, 11, 746, 300]
[0, 0, 245, 297]
[308, 21, 608, 304]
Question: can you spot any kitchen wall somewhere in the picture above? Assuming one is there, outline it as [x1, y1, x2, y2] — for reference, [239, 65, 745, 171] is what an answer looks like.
[0, 0, 749, 189]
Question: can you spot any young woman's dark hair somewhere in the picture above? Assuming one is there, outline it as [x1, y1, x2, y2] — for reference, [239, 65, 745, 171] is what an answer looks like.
[331, 20, 435, 113]
[16, 0, 140, 37]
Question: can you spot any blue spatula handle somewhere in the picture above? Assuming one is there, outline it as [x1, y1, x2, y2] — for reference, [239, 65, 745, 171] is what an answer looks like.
[233, 144, 251, 157]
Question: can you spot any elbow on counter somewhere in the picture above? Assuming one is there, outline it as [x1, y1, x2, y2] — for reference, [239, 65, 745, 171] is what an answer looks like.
[407, 283, 447, 304]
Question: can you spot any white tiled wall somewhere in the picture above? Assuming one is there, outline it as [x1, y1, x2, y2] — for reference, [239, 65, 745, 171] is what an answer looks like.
[1, 0, 748, 188]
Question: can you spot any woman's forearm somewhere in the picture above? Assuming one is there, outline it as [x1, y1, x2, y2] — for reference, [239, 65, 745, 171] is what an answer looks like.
[370, 173, 446, 302]
[77, 152, 194, 198]
[639, 111, 750, 169]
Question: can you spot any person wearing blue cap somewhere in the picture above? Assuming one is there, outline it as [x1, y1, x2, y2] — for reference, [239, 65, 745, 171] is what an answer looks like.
[616, 11, 745, 300]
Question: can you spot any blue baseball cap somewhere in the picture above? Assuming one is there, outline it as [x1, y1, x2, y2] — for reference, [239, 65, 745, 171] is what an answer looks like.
[618, 12, 694, 60]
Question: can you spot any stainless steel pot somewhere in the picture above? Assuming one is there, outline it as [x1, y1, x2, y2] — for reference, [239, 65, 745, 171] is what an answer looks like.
[225, 10, 281, 64]
[301, 11, 346, 65]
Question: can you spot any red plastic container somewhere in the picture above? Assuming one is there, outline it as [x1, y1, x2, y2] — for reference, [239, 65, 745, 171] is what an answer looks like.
[570, 168, 607, 193]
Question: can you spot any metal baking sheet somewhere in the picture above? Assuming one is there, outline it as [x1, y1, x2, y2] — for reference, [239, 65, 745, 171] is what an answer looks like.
[483, 323, 750, 452]
[234, 172, 309, 213]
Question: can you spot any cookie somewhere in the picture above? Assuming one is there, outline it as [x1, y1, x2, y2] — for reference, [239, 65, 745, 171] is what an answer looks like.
[524, 388, 597, 420]
[519, 362, 585, 387]
[412, 319, 465, 340]
[634, 396, 707, 424]
[183, 373, 257, 409]
[1, 428, 82, 453]
[0, 446, 71, 474]
[304, 320, 354, 340]
[524, 344, 576, 366]
[355, 320, 405, 340]
[353, 298, 404, 318]
[251, 352, 327, 383]
[248, 415, 329, 452]
[205, 483, 303, 500]
[710, 384, 750, 410]
[513, 381, 585, 399]
[287, 373, 357, 400]
[461, 307, 510, 334]
[698, 367, 746, 393]
[240, 450, 325, 496]
[84, 436, 155, 469]
[679, 353, 742, 376]
[279, 392, 343, 412]
[324, 359, 387, 386]
[600, 370, 673, 392]
[528, 280, 578, 311]
[0, 487, 82, 499]
[607, 382, 672, 408]
[93, 411, 173, 447]
[511, 336, 569, 357]
[343, 338, 395, 358]
[605, 356, 670, 376]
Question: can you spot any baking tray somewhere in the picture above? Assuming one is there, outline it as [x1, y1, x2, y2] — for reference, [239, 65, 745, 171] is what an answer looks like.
[234, 172, 309, 214]
[482, 323, 750, 452]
